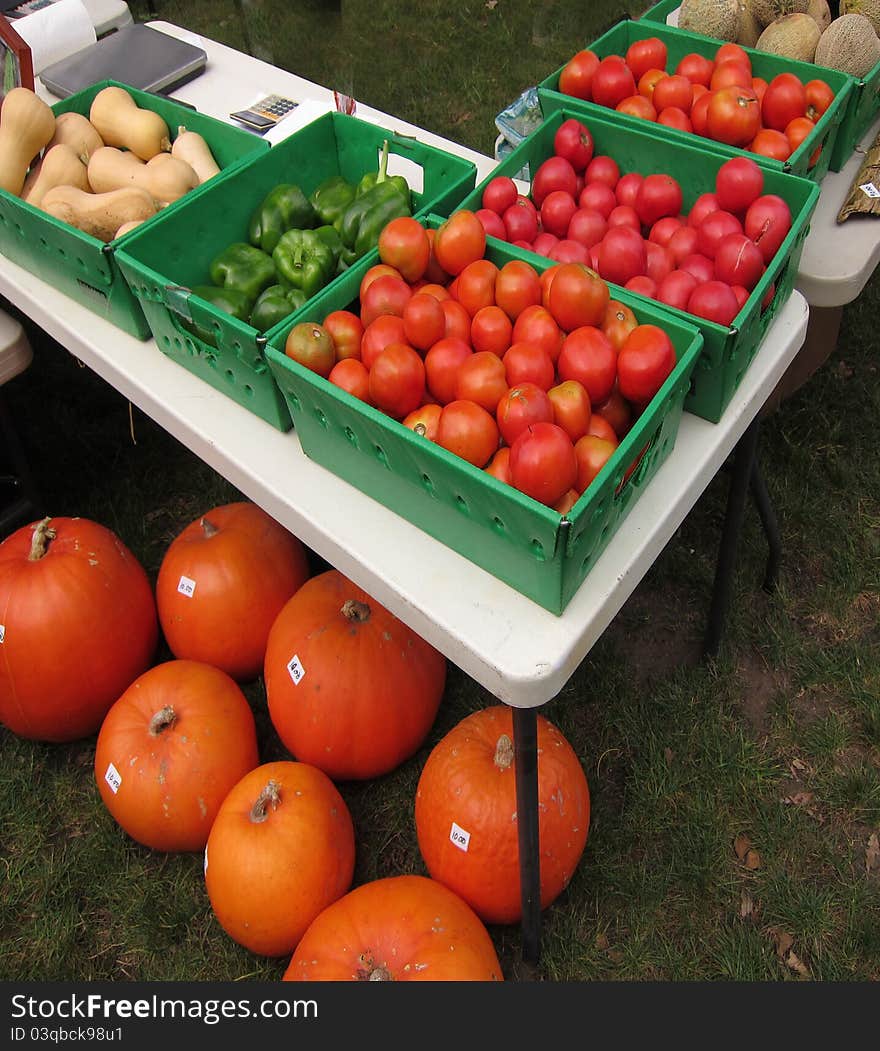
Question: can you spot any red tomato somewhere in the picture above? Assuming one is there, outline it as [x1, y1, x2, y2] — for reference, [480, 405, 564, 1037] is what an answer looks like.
[638, 68, 666, 102]
[512, 304, 564, 364]
[679, 252, 715, 284]
[624, 275, 657, 298]
[549, 239, 590, 264]
[541, 190, 579, 238]
[635, 173, 684, 227]
[484, 446, 512, 485]
[454, 258, 499, 317]
[715, 155, 764, 215]
[686, 280, 740, 326]
[323, 309, 364, 361]
[706, 87, 761, 147]
[559, 49, 600, 100]
[378, 216, 431, 283]
[652, 74, 693, 114]
[761, 72, 807, 132]
[591, 55, 637, 110]
[574, 434, 617, 493]
[360, 273, 412, 328]
[688, 192, 721, 228]
[441, 297, 472, 343]
[474, 207, 508, 241]
[649, 216, 683, 246]
[496, 382, 554, 446]
[553, 489, 580, 514]
[596, 226, 647, 287]
[547, 262, 610, 331]
[509, 421, 578, 507]
[482, 175, 519, 215]
[553, 117, 594, 172]
[435, 400, 500, 468]
[710, 59, 752, 92]
[586, 414, 620, 444]
[494, 259, 543, 321]
[402, 402, 442, 442]
[470, 304, 513, 356]
[454, 350, 509, 414]
[593, 385, 631, 438]
[531, 156, 578, 207]
[785, 116, 817, 156]
[359, 263, 403, 299]
[328, 357, 371, 403]
[602, 299, 638, 352]
[616, 324, 676, 404]
[749, 128, 792, 162]
[625, 36, 668, 82]
[656, 106, 693, 132]
[713, 233, 764, 290]
[584, 154, 620, 189]
[578, 181, 617, 218]
[607, 204, 641, 231]
[667, 224, 700, 267]
[368, 342, 426, 419]
[615, 171, 644, 209]
[502, 341, 555, 390]
[567, 207, 608, 249]
[557, 325, 617, 405]
[548, 379, 592, 443]
[696, 209, 743, 259]
[402, 292, 447, 352]
[502, 198, 540, 243]
[433, 210, 486, 275]
[616, 94, 657, 121]
[805, 79, 835, 121]
[689, 90, 712, 137]
[676, 52, 714, 88]
[424, 336, 472, 405]
[656, 268, 698, 310]
[423, 228, 452, 285]
[645, 241, 673, 285]
[744, 194, 792, 263]
[716, 42, 751, 70]
[361, 314, 408, 369]
[533, 231, 560, 256]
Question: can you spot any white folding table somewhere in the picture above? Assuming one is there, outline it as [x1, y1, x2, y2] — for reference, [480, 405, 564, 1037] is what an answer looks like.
[0, 21, 828, 965]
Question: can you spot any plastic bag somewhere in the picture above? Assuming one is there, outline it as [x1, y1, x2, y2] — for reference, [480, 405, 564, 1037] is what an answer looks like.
[494, 86, 542, 149]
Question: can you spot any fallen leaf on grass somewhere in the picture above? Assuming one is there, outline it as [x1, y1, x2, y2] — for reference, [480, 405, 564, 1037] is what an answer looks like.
[595, 932, 609, 950]
[740, 890, 754, 919]
[867, 832, 880, 875]
[744, 849, 762, 870]
[785, 950, 811, 978]
[485, 0, 498, 8]
[790, 758, 809, 775]
[783, 791, 815, 807]
[773, 929, 794, 958]
[734, 833, 752, 860]
[664, 747, 674, 765]
[607, 948, 624, 965]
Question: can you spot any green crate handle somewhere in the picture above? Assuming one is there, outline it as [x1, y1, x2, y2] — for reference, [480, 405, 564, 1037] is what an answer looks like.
[164, 285, 195, 322]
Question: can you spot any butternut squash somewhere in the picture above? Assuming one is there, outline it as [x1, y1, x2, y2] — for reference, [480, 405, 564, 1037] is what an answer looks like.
[87, 146, 198, 203]
[171, 126, 220, 183]
[88, 86, 171, 161]
[22, 144, 91, 209]
[114, 219, 145, 238]
[46, 111, 104, 164]
[41, 184, 157, 242]
[0, 88, 56, 196]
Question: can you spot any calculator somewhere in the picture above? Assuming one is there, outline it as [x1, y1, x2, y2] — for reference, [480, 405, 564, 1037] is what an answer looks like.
[229, 95, 299, 132]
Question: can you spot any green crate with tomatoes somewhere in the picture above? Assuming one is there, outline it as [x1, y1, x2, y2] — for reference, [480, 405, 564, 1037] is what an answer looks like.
[537, 17, 855, 183]
[115, 111, 477, 431]
[455, 106, 819, 423]
[638, 0, 880, 170]
[262, 214, 704, 616]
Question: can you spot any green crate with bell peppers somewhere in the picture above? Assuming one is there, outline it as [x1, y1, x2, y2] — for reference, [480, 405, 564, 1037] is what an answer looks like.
[115, 112, 477, 431]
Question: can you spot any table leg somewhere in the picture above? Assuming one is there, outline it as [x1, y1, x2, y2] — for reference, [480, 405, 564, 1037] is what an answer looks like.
[512, 704, 541, 965]
[703, 418, 761, 658]
[749, 461, 781, 593]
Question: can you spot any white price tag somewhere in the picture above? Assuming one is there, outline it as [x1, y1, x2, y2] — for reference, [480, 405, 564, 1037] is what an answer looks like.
[104, 762, 122, 794]
[177, 575, 197, 597]
[0, 624, 5, 644]
[450, 821, 471, 852]
[287, 654, 305, 685]
[859, 182, 880, 199]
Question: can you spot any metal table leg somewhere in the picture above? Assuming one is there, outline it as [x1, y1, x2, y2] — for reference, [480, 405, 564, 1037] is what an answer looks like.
[512, 705, 541, 966]
[749, 461, 782, 593]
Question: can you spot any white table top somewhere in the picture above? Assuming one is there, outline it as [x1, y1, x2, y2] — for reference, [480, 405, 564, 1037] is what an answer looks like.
[9, 22, 812, 709]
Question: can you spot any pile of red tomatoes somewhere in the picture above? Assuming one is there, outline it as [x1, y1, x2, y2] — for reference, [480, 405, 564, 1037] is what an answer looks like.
[556, 37, 836, 164]
[283, 212, 679, 511]
[474, 116, 793, 328]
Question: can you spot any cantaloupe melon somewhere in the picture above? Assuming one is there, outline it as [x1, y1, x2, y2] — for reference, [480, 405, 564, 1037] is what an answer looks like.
[738, 4, 763, 45]
[756, 12, 821, 59]
[678, 0, 741, 41]
[751, 0, 809, 27]
[807, 0, 832, 32]
[815, 13, 880, 77]
[841, 0, 880, 36]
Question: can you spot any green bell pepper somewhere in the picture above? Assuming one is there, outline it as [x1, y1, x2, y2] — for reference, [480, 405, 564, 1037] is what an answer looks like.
[337, 183, 412, 266]
[183, 285, 254, 347]
[209, 242, 277, 302]
[272, 228, 335, 299]
[312, 223, 345, 270]
[248, 284, 308, 333]
[309, 175, 356, 227]
[248, 183, 317, 254]
[354, 139, 411, 203]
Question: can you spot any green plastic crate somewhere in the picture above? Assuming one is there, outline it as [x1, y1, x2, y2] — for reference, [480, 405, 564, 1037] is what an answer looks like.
[0, 80, 269, 339]
[116, 111, 477, 432]
[639, 0, 880, 171]
[262, 215, 703, 616]
[538, 17, 855, 183]
[458, 106, 819, 423]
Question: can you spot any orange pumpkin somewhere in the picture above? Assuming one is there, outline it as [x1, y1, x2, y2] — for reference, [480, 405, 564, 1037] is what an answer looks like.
[156, 501, 311, 682]
[284, 875, 503, 981]
[415, 705, 590, 924]
[264, 569, 446, 781]
[94, 659, 260, 852]
[0, 516, 158, 742]
[205, 760, 355, 957]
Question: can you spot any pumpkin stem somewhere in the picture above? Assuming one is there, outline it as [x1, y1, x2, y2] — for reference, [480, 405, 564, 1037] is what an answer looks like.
[148, 706, 177, 736]
[28, 517, 56, 561]
[342, 599, 371, 623]
[356, 953, 393, 981]
[494, 734, 515, 771]
[200, 516, 219, 538]
[250, 779, 281, 823]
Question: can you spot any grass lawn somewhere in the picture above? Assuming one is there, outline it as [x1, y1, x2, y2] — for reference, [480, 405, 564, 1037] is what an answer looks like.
[0, 0, 877, 983]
